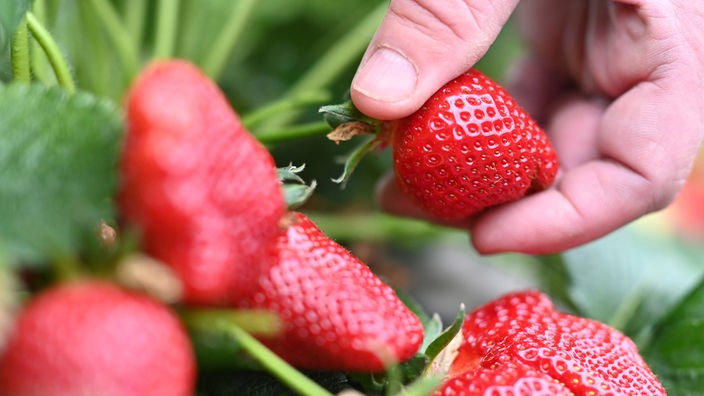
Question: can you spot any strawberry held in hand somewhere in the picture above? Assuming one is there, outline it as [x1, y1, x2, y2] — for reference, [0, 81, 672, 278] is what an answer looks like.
[119, 60, 285, 305]
[390, 69, 558, 220]
[239, 212, 424, 372]
[0, 281, 195, 396]
[324, 68, 558, 220]
[435, 291, 665, 395]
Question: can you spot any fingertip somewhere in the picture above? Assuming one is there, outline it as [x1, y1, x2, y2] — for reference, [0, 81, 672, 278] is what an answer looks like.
[350, 47, 425, 120]
[350, 0, 519, 120]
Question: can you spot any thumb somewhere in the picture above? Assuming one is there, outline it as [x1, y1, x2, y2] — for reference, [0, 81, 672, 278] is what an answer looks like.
[351, 0, 519, 120]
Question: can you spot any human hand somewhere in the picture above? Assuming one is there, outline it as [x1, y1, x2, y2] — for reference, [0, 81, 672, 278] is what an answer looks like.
[351, 0, 704, 254]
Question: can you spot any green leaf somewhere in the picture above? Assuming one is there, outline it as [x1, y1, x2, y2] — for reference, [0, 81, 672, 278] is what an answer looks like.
[0, 0, 31, 52]
[560, 226, 704, 342]
[645, 279, 704, 395]
[0, 83, 123, 264]
[423, 305, 465, 361]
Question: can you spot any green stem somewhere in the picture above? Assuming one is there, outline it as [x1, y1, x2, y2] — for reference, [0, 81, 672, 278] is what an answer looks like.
[255, 121, 331, 145]
[26, 12, 75, 94]
[87, 0, 140, 80]
[123, 0, 147, 51]
[29, 0, 52, 84]
[289, 2, 385, 96]
[607, 284, 648, 332]
[225, 324, 334, 396]
[202, 0, 257, 79]
[153, 0, 181, 59]
[305, 212, 459, 244]
[243, 90, 331, 129]
[536, 254, 582, 315]
[181, 308, 282, 337]
[261, 2, 386, 129]
[11, 17, 31, 83]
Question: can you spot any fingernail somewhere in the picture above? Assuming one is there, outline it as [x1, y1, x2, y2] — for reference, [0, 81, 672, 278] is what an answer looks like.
[352, 47, 417, 103]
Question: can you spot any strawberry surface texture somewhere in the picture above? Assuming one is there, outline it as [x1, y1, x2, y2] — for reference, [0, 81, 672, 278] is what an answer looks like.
[436, 291, 666, 395]
[119, 60, 285, 305]
[389, 69, 558, 220]
[239, 212, 424, 372]
[0, 281, 195, 396]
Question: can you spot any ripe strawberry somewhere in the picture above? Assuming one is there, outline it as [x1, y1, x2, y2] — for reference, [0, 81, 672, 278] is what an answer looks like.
[435, 291, 665, 395]
[119, 60, 285, 305]
[388, 69, 558, 220]
[239, 212, 424, 372]
[438, 362, 573, 395]
[0, 281, 195, 396]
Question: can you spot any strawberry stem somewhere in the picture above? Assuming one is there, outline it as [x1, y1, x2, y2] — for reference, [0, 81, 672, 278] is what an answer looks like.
[257, 2, 386, 130]
[256, 121, 331, 145]
[28, 1, 52, 85]
[86, 0, 140, 80]
[26, 12, 76, 94]
[122, 0, 147, 51]
[607, 284, 649, 332]
[244, 90, 332, 130]
[305, 212, 460, 244]
[224, 324, 335, 396]
[201, 0, 257, 79]
[10, 17, 31, 83]
[153, 0, 180, 59]
[181, 308, 283, 337]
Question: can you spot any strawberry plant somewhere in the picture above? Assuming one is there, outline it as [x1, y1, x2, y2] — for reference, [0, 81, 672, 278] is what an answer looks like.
[0, 1, 703, 395]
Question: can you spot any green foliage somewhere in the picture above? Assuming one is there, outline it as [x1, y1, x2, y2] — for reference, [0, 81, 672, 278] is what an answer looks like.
[645, 280, 704, 395]
[0, 83, 122, 264]
[559, 227, 704, 343]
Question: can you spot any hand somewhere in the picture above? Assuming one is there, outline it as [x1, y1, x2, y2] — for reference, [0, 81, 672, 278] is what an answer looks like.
[351, 0, 704, 254]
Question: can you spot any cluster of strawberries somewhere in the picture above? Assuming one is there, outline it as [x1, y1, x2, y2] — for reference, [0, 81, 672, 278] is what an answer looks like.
[0, 60, 666, 395]
[0, 61, 424, 395]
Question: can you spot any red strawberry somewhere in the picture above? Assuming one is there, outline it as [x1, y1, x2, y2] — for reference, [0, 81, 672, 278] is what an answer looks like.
[435, 291, 665, 395]
[388, 69, 558, 220]
[119, 60, 285, 305]
[239, 212, 424, 372]
[438, 362, 573, 395]
[0, 281, 195, 396]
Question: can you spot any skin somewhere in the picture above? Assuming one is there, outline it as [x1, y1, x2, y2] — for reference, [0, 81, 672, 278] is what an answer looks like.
[351, 0, 704, 254]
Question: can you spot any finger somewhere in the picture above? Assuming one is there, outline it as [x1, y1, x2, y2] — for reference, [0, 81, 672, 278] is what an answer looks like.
[351, 0, 519, 120]
[472, 81, 703, 254]
[470, 161, 653, 254]
[544, 95, 605, 170]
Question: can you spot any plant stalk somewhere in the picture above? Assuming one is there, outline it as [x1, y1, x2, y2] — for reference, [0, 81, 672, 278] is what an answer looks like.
[260, 2, 386, 129]
[10, 17, 31, 83]
[26, 12, 76, 94]
[202, 0, 257, 79]
[255, 121, 331, 145]
[153, 0, 181, 59]
[87, 0, 140, 80]
[225, 324, 334, 396]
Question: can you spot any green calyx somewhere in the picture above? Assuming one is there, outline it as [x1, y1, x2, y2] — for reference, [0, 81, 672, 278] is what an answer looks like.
[319, 100, 387, 188]
[278, 164, 317, 210]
